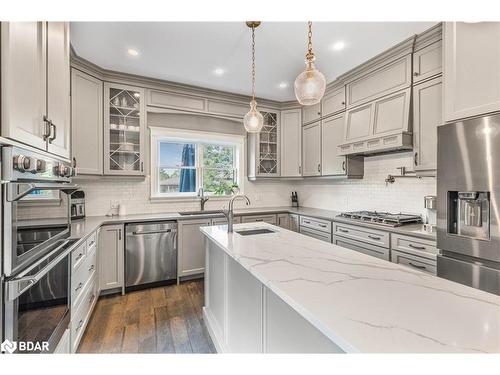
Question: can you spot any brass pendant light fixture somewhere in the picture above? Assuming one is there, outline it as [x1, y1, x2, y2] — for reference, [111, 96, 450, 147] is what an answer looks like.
[294, 21, 326, 106]
[243, 21, 264, 133]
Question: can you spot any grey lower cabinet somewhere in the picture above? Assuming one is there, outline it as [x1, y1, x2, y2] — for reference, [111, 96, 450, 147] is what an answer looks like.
[241, 214, 277, 225]
[178, 218, 212, 279]
[289, 214, 299, 232]
[98, 224, 124, 293]
[412, 76, 442, 176]
[277, 213, 290, 229]
[71, 68, 103, 175]
[204, 239, 343, 353]
[333, 223, 390, 261]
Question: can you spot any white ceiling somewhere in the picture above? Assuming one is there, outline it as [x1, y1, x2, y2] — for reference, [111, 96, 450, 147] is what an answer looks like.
[70, 22, 437, 102]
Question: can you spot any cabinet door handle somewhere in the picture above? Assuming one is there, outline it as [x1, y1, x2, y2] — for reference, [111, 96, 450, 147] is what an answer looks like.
[75, 282, 83, 292]
[298, 165, 302, 174]
[49, 123, 57, 143]
[118, 229, 122, 240]
[414, 152, 418, 166]
[140, 161, 144, 172]
[408, 243, 426, 250]
[338, 228, 349, 233]
[88, 264, 95, 272]
[89, 293, 96, 304]
[341, 101, 346, 105]
[76, 319, 84, 332]
[342, 161, 346, 171]
[72, 157, 77, 168]
[413, 72, 419, 77]
[75, 252, 84, 262]
[408, 262, 426, 270]
[317, 164, 321, 173]
[43, 116, 51, 140]
[368, 235, 381, 240]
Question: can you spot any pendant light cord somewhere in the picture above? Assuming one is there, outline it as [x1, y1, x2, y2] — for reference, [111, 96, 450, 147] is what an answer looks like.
[306, 21, 315, 61]
[251, 25, 256, 101]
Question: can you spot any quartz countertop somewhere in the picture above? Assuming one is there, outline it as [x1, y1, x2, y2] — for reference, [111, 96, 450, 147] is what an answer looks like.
[200, 222, 500, 353]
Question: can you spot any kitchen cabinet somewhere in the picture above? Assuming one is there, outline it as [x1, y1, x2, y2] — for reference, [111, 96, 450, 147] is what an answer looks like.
[178, 218, 212, 279]
[98, 224, 124, 292]
[412, 40, 442, 84]
[289, 214, 299, 232]
[104, 82, 146, 175]
[211, 216, 241, 225]
[1, 22, 71, 159]
[71, 69, 103, 175]
[443, 22, 500, 122]
[277, 213, 290, 229]
[280, 109, 302, 177]
[334, 222, 390, 261]
[339, 88, 412, 155]
[321, 114, 346, 176]
[241, 214, 277, 225]
[302, 102, 321, 124]
[413, 77, 442, 176]
[247, 110, 280, 179]
[322, 86, 346, 117]
[302, 121, 321, 176]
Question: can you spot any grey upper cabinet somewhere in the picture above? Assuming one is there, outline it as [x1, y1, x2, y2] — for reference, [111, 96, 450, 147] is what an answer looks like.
[1, 22, 71, 159]
[302, 102, 321, 125]
[104, 82, 146, 176]
[321, 114, 346, 176]
[302, 121, 321, 176]
[443, 22, 500, 122]
[247, 110, 280, 179]
[99, 224, 124, 292]
[280, 108, 302, 177]
[412, 40, 442, 84]
[46, 22, 71, 159]
[413, 77, 442, 176]
[322, 86, 346, 118]
[71, 69, 103, 175]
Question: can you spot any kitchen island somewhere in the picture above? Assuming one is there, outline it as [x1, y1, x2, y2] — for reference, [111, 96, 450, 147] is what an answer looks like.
[200, 222, 500, 353]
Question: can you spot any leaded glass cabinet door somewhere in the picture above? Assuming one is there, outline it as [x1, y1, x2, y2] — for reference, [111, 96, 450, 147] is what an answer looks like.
[104, 83, 145, 175]
[257, 111, 280, 177]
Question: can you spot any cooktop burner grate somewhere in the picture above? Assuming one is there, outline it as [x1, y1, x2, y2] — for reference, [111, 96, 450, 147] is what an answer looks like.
[338, 211, 422, 227]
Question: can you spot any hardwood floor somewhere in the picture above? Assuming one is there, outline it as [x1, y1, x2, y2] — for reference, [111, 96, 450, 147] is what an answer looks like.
[78, 279, 216, 353]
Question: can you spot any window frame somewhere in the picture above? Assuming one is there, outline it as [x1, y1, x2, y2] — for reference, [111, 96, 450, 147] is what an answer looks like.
[150, 127, 245, 200]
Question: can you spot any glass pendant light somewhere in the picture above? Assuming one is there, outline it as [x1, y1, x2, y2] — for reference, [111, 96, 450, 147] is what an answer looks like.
[294, 21, 326, 106]
[243, 21, 264, 133]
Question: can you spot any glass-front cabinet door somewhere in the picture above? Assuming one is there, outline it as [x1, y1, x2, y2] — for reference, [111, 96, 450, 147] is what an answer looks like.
[104, 82, 145, 175]
[247, 110, 280, 179]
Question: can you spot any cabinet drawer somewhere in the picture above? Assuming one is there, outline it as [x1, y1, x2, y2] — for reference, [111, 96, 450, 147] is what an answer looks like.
[71, 273, 98, 352]
[71, 245, 97, 307]
[300, 227, 331, 243]
[334, 223, 389, 248]
[300, 216, 332, 234]
[71, 242, 87, 271]
[391, 250, 436, 275]
[334, 236, 390, 261]
[241, 214, 277, 225]
[391, 234, 437, 260]
[86, 231, 97, 250]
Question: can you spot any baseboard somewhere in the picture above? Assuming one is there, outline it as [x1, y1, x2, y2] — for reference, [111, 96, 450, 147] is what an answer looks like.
[202, 307, 226, 353]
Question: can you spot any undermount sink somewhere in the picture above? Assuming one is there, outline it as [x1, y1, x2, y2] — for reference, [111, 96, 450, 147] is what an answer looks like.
[235, 228, 276, 236]
[178, 210, 223, 216]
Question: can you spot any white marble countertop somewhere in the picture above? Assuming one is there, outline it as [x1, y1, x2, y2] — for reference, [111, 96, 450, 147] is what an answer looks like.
[200, 222, 500, 353]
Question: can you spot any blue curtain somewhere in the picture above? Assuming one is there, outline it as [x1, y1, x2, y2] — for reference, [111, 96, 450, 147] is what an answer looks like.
[179, 144, 196, 192]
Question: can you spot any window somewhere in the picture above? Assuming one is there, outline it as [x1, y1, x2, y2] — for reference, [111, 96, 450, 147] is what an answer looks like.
[151, 128, 244, 198]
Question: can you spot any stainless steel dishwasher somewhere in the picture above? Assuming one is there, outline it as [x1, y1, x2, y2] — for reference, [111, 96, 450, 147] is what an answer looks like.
[125, 221, 177, 289]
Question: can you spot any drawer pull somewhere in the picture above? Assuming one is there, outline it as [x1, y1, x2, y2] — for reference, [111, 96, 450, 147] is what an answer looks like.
[75, 282, 83, 292]
[255, 219, 263, 222]
[75, 253, 84, 262]
[89, 294, 95, 304]
[319, 224, 327, 228]
[368, 235, 381, 240]
[88, 240, 95, 247]
[338, 228, 349, 233]
[76, 319, 84, 332]
[303, 220, 311, 224]
[408, 243, 426, 250]
[408, 262, 426, 270]
[88, 265, 95, 272]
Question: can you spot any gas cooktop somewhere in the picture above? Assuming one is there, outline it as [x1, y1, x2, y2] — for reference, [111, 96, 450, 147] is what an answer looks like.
[337, 211, 422, 227]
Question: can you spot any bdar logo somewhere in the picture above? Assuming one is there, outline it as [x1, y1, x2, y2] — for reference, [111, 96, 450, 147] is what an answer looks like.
[1, 339, 17, 354]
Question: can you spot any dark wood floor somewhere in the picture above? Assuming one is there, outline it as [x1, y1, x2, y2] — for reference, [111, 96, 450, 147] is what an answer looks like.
[78, 279, 216, 353]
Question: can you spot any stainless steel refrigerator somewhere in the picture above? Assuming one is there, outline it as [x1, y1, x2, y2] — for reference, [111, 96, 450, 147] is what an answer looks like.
[437, 113, 500, 295]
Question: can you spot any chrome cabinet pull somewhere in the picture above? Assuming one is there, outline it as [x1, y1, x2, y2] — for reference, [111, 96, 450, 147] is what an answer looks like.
[408, 262, 426, 270]
[75, 282, 83, 292]
[408, 243, 426, 250]
[49, 122, 57, 143]
[368, 235, 381, 240]
[43, 116, 51, 140]
[342, 161, 346, 171]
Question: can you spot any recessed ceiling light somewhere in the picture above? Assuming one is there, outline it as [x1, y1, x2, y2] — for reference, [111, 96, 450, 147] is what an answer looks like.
[127, 48, 139, 56]
[278, 82, 289, 89]
[213, 68, 225, 76]
[331, 41, 346, 51]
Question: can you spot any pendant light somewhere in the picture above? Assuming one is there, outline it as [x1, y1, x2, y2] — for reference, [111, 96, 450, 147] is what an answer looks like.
[294, 21, 326, 106]
[243, 21, 264, 133]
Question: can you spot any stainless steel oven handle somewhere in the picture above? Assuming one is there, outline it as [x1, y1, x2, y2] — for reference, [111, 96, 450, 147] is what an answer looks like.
[6, 182, 79, 201]
[131, 229, 175, 235]
[6, 239, 72, 301]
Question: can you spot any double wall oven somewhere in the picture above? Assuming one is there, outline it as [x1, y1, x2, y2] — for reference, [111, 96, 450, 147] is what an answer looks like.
[1, 145, 77, 353]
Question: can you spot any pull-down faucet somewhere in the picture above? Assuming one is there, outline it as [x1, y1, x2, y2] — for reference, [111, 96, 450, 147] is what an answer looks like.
[198, 188, 209, 211]
[222, 194, 251, 233]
